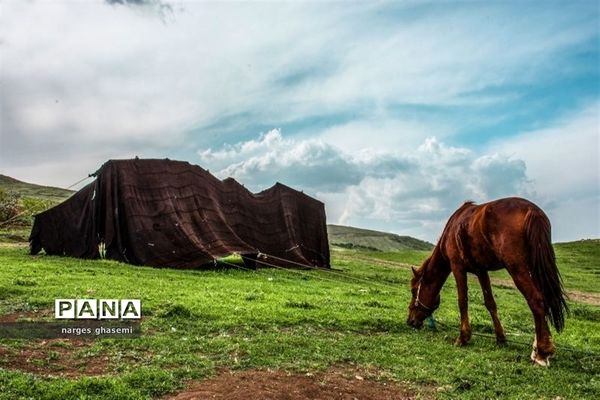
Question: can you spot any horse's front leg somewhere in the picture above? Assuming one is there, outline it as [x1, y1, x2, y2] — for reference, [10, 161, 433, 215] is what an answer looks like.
[477, 271, 506, 345]
[452, 265, 471, 346]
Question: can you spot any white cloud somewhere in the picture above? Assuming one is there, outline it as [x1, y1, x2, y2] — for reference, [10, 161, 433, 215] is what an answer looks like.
[200, 131, 532, 242]
[323, 140, 532, 241]
[199, 129, 364, 191]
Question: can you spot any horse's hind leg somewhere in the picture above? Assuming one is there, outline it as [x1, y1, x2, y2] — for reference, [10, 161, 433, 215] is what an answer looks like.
[452, 264, 472, 346]
[477, 271, 506, 345]
[508, 266, 555, 366]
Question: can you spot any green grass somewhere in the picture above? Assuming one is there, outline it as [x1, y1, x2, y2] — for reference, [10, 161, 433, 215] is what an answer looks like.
[473, 239, 600, 294]
[352, 249, 432, 266]
[0, 241, 598, 399]
[554, 240, 600, 294]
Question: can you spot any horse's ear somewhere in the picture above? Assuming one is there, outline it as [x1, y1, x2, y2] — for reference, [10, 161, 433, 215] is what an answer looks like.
[411, 266, 417, 276]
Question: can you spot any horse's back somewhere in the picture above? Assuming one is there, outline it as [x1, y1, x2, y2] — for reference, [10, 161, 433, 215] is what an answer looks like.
[483, 197, 543, 234]
[441, 197, 548, 270]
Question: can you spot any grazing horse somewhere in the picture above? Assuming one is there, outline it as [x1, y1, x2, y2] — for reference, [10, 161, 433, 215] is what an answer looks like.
[406, 197, 568, 366]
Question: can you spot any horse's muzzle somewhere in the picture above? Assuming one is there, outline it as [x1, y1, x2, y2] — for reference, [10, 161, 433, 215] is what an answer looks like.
[406, 317, 423, 329]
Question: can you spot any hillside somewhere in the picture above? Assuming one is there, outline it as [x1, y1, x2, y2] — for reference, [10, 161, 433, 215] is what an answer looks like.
[0, 174, 73, 202]
[327, 224, 433, 251]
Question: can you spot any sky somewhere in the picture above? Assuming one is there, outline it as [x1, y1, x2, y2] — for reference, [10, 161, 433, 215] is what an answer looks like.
[0, 0, 598, 243]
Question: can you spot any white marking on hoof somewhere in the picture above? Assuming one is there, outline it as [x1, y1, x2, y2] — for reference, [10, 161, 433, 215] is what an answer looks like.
[530, 344, 550, 366]
[532, 354, 550, 367]
[530, 348, 537, 362]
[530, 337, 550, 367]
[530, 337, 538, 362]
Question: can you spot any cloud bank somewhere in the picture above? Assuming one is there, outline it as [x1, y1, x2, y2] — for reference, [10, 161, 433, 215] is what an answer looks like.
[200, 130, 532, 242]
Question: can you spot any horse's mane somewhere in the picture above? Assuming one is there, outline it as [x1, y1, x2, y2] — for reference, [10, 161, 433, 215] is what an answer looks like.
[416, 201, 476, 277]
[436, 201, 475, 258]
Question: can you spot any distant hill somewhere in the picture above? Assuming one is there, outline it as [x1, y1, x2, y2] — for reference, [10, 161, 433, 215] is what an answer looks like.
[0, 174, 73, 202]
[327, 224, 434, 252]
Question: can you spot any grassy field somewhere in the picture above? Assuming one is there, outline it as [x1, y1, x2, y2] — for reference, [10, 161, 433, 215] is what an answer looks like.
[0, 240, 598, 399]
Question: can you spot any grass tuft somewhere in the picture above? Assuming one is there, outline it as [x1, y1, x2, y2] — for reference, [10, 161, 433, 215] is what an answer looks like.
[285, 301, 318, 310]
[156, 304, 195, 319]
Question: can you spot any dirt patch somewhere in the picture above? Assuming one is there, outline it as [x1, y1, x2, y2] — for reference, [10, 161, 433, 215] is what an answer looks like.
[0, 309, 52, 323]
[564, 290, 600, 306]
[490, 278, 600, 306]
[165, 368, 429, 400]
[341, 254, 415, 270]
[0, 241, 29, 248]
[0, 339, 109, 377]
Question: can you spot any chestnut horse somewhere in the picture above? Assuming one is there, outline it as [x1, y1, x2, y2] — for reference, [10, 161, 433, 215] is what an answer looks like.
[406, 197, 568, 366]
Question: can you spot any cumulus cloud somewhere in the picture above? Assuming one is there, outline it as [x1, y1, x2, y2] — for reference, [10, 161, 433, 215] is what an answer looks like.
[199, 129, 364, 191]
[324, 139, 532, 241]
[200, 131, 532, 242]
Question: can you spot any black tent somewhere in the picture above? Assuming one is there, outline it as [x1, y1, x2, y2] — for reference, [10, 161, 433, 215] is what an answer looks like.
[30, 159, 330, 269]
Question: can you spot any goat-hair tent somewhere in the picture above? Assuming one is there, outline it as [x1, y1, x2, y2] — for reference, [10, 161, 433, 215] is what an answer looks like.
[30, 158, 330, 269]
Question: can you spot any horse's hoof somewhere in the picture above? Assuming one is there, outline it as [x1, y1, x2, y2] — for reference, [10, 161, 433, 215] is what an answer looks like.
[530, 349, 550, 367]
[532, 357, 550, 367]
[454, 337, 468, 347]
[496, 336, 507, 346]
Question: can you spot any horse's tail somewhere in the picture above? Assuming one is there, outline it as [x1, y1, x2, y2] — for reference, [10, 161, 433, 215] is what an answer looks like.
[524, 207, 568, 332]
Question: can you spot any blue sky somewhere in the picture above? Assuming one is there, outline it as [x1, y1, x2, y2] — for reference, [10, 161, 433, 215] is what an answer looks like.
[0, 0, 598, 242]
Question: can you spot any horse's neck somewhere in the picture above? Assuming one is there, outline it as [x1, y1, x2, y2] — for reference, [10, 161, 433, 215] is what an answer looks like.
[424, 246, 450, 291]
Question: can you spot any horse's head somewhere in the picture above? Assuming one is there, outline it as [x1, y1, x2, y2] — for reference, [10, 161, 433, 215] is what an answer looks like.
[407, 257, 440, 329]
